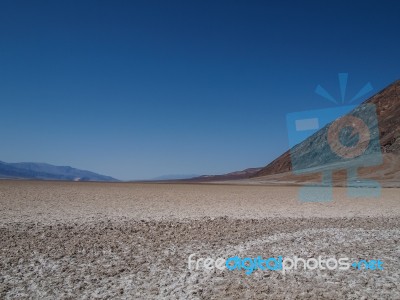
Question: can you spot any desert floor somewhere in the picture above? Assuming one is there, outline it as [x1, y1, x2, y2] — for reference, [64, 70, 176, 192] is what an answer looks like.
[0, 180, 399, 299]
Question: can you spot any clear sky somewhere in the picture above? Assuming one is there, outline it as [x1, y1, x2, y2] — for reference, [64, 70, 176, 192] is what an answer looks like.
[0, 0, 399, 180]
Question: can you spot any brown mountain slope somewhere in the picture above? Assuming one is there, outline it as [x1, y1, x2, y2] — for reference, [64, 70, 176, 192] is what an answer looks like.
[252, 79, 400, 185]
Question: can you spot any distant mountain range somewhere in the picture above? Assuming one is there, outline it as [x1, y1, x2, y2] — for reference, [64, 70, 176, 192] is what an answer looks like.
[187, 168, 262, 182]
[0, 161, 119, 182]
[3, 79, 398, 185]
[152, 174, 200, 180]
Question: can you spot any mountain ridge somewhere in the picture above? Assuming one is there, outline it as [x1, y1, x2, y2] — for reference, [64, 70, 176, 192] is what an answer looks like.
[188, 79, 400, 184]
[254, 79, 400, 178]
[0, 161, 119, 182]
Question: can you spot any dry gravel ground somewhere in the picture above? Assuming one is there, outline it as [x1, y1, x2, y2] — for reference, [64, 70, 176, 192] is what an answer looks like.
[0, 180, 399, 299]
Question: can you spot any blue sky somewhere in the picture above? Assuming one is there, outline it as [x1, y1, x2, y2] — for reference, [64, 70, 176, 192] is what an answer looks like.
[0, 0, 399, 180]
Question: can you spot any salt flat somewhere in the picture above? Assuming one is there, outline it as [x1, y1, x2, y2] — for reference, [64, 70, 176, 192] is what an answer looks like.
[0, 180, 399, 299]
[0, 181, 399, 223]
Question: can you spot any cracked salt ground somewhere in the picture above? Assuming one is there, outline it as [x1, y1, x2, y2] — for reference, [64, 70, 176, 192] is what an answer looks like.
[1, 181, 399, 299]
[1, 218, 399, 299]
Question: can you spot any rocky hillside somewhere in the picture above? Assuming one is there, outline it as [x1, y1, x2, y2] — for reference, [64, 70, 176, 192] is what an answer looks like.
[254, 79, 400, 178]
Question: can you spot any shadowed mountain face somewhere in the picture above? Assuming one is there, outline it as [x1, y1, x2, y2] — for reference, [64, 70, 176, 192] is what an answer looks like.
[0, 161, 119, 182]
[253, 79, 400, 184]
